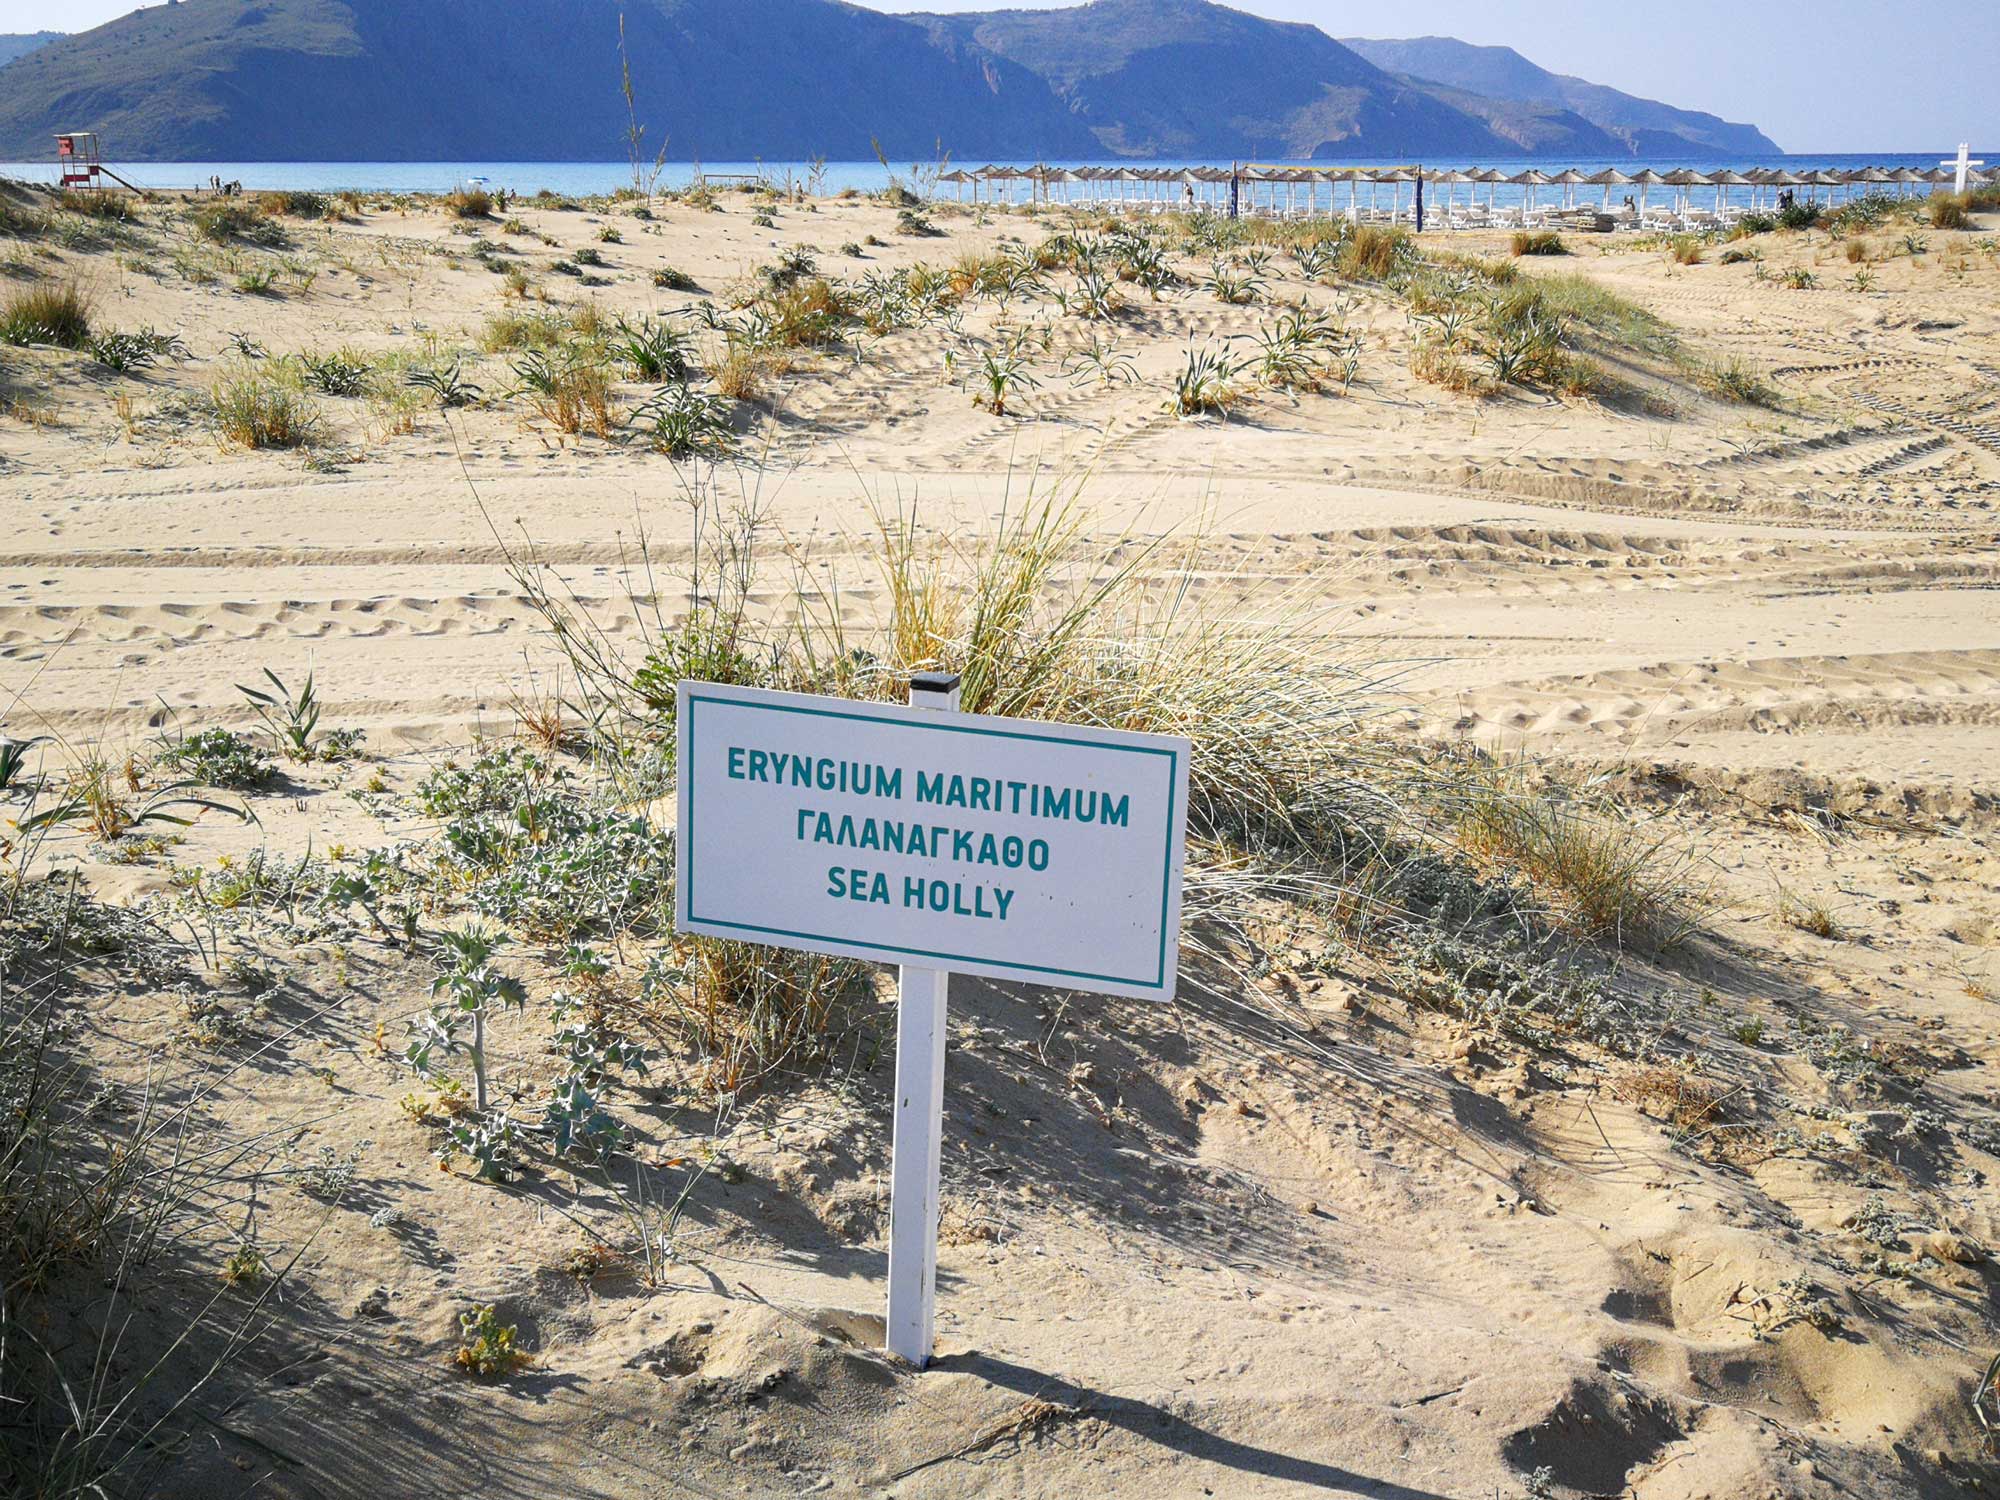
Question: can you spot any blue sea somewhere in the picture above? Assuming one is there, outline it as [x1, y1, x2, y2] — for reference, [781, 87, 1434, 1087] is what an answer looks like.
[1, 152, 1985, 212]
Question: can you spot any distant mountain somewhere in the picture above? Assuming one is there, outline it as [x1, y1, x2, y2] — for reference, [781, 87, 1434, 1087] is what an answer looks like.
[0, 0, 1779, 164]
[0, 0, 1097, 162]
[0, 31, 62, 68]
[912, 0, 1519, 159]
[1341, 36, 1781, 156]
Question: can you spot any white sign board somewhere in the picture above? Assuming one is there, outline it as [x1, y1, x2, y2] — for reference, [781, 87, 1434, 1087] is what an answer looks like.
[674, 681, 1189, 1001]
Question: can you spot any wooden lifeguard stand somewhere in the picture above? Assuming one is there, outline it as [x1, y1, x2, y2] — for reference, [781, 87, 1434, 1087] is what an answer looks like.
[55, 133, 139, 192]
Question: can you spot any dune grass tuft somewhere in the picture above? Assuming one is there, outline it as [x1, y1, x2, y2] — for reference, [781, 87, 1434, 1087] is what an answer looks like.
[0, 281, 93, 349]
[1337, 225, 1408, 281]
[1453, 760, 1713, 946]
[1697, 357, 1779, 408]
[209, 368, 324, 449]
[1929, 197, 1970, 231]
[1509, 230, 1567, 257]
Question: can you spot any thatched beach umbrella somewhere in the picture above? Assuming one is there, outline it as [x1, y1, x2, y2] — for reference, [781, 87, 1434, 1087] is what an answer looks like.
[1509, 168, 1552, 216]
[1661, 168, 1708, 214]
[1549, 167, 1589, 209]
[1587, 166, 1635, 209]
[1708, 168, 1751, 212]
[1377, 168, 1415, 220]
[1433, 167, 1474, 217]
[1628, 168, 1666, 215]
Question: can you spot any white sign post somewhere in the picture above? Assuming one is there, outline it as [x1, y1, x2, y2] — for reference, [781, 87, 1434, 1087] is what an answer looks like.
[886, 671, 958, 1365]
[674, 675, 1190, 1365]
[1944, 143, 1986, 196]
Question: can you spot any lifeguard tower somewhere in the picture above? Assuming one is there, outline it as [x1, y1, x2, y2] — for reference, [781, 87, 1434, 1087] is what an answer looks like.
[55, 133, 139, 193]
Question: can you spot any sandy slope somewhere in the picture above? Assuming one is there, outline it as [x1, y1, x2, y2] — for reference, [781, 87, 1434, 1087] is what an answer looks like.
[3, 185, 1999, 1499]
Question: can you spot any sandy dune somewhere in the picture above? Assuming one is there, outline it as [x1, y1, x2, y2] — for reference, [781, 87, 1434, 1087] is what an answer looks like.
[3, 183, 1998, 1498]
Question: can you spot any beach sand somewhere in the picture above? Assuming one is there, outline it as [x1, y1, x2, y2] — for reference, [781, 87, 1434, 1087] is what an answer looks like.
[3, 183, 1998, 1498]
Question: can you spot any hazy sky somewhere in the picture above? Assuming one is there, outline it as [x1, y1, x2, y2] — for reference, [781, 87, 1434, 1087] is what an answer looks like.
[3, 0, 1993, 153]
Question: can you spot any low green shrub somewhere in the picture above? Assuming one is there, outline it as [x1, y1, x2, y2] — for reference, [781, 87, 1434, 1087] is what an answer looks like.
[156, 727, 274, 789]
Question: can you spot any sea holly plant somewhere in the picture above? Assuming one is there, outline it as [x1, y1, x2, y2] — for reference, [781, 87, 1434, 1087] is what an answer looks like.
[405, 925, 527, 1177]
[541, 990, 654, 1158]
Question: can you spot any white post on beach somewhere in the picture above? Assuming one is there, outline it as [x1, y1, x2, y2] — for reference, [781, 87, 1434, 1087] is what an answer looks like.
[1945, 143, 1986, 196]
[884, 669, 961, 1366]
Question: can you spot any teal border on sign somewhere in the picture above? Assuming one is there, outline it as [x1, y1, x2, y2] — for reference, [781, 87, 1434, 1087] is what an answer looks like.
[685, 691, 1180, 990]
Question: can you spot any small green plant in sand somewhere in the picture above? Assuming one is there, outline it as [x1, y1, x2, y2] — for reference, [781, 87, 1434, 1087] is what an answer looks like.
[156, 726, 274, 790]
[23, 752, 244, 844]
[219, 1243, 269, 1286]
[88, 326, 189, 372]
[237, 667, 324, 758]
[1205, 260, 1264, 304]
[454, 1306, 533, 1378]
[611, 315, 693, 381]
[406, 358, 483, 409]
[964, 340, 1040, 415]
[1167, 342, 1247, 417]
[404, 926, 527, 1177]
[510, 350, 616, 437]
[630, 383, 735, 458]
[300, 349, 371, 396]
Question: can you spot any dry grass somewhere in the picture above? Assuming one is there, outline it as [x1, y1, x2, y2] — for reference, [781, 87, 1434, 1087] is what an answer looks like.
[446, 187, 493, 220]
[1613, 1066, 1730, 1137]
[645, 936, 868, 1094]
[1778, 887, 1844, 940]
[1410, 339, 1493, 397]
[532, 363, 615, 438]
[1337, 225, 1407, 281]
[1509, 230, 1567, 257]
[513, 475, 1722, 1081]
[707, 346, 767, 402]
[1453, 759, 1715, 946]
[1929, 197, 1970, 231]
[55, 190, 134, 221]
[510, 666, 580, 753]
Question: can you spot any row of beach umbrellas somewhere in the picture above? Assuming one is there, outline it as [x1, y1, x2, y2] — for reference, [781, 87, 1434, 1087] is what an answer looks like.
[937, 163, 1988, 216]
